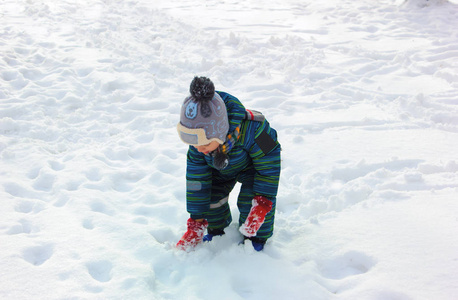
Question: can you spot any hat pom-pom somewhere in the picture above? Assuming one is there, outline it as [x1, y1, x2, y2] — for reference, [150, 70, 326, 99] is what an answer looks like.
[190, 76, 215, 102]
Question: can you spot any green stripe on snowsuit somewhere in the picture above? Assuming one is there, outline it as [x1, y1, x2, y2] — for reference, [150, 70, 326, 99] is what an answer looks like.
[185, 92, 281, 240]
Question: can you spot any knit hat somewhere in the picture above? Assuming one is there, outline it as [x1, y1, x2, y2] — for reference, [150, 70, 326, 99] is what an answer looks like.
[177, 77, 229, 146]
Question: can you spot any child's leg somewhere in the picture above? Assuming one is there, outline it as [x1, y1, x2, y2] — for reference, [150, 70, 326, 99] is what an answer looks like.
[207, 179, 236, 231]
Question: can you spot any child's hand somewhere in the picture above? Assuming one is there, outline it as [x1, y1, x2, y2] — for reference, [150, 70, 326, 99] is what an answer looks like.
[176, 218, 208, 251]
[239, 196, 273, 237]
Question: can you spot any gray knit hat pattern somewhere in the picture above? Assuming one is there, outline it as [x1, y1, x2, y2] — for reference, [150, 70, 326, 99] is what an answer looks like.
[177, 77, 229, 146]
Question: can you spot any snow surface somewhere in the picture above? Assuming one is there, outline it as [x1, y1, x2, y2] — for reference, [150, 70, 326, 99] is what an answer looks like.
[1, 0, 458, 299]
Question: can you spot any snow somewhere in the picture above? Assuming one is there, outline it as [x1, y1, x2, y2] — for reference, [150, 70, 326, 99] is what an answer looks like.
[1, 0, 458, 299]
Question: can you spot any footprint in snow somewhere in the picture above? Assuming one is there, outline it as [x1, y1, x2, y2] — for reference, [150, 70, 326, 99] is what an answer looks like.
[315, 251, 378, 295]
[318, 250, 376, 280]
[22, 244, 54, 266]
[48, 160, 65, 171]
[32, 171, 56, 192]
[89, 199, 114, 216]
[86, 260, 113, 283]
[85, 167, 103, 182]
[6, 219, 34, 235]
[3, 182, 34, 198]
[82, 218, 95, 230]
[15, 200, 45, 214]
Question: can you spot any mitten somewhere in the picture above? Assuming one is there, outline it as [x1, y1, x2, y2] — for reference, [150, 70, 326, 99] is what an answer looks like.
[239, 196, 273, 237]
[176, 218, 208, 251]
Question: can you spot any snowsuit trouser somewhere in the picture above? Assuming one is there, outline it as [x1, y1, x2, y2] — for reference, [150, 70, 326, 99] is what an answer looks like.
[207, 168, 276, 240]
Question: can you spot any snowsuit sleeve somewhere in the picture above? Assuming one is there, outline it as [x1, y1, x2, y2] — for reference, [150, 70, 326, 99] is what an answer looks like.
[185, 147, 212, 220]
[243, 119, 281, 199]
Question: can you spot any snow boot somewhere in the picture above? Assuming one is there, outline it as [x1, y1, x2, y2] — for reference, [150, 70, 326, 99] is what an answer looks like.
[203, 228, 225, 242]
[240, 236, 267, 251]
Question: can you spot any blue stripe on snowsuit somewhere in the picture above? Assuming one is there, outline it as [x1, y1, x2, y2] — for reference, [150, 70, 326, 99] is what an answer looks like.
[185, 92, 281, 240]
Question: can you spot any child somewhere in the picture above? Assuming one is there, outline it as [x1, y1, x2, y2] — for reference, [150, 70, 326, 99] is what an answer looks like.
[176, 76, 281, 251]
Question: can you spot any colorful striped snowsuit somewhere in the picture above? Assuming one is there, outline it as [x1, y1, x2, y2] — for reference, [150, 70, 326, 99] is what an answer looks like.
[185, 92, 281, 240]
